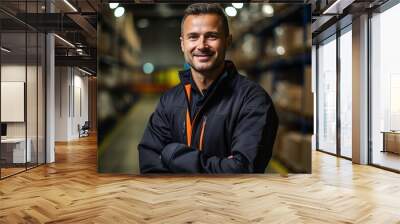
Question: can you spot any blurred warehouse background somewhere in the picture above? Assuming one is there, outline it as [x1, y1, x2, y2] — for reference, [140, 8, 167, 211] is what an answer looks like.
[98, 3, 312, 174]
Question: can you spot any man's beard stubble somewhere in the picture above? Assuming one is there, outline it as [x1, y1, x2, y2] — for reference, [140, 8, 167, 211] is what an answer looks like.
[186, 52, 225, 77]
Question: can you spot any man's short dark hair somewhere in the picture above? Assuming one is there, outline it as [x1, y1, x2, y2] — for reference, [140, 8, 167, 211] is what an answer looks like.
[181, 3, 230, 37]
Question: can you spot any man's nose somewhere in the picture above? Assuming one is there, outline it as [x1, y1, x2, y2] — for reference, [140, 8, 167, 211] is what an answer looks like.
[197, 36, 209, 50]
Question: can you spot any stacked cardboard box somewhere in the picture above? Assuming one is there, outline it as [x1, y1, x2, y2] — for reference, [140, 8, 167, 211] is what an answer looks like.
[274, 25, 304, 55]
[259, 72, 274, 94]
[302, 66, 313, 117]
[273, 81, 302, 113]
[279, 131, 312, 173]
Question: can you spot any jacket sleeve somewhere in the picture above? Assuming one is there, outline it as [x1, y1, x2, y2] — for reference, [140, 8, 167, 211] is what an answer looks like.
[161, 89, 278, 173]
[138, 96, 172, 174]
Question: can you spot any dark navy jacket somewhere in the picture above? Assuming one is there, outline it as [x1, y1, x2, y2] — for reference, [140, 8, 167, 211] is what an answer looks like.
[138, 61, 278, 173]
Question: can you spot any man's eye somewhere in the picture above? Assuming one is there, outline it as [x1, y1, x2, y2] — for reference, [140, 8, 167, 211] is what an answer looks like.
[207, 35, 218, 40]
[188, 36, 198, 40]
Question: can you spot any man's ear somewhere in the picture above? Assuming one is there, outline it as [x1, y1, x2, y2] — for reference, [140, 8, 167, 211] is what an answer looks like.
[180, 36, 184, 53]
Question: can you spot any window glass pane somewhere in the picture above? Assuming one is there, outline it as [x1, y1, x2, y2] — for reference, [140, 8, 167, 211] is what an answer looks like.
[340, 28, 352, 158]
[1, 30, 27, 177]
[317, 36, 337, 154]
[1, 0, 46, 179]
[38, 32, 45, 165]
[27, 30, 38, 169]
[371, 3, 400, 171]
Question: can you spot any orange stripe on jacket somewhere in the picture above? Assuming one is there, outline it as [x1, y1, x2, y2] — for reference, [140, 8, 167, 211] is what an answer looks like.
[184, 83, 206, 150]
[199, 118, 206, 151]
[184, 84, 192, 146]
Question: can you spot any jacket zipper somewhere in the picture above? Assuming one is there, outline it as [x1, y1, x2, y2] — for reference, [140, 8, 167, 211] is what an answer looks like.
[199, 116, 207, 151]
[180, 65, 232, 149]
[189, 88, 217, 148]
[182, 83, 218, 148]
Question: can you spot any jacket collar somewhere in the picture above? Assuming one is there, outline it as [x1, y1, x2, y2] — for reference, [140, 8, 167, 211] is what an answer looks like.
[178, 60, 238, 86]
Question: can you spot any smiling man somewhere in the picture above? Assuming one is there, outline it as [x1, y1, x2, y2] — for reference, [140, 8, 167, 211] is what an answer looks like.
[138, 3, 279, 173]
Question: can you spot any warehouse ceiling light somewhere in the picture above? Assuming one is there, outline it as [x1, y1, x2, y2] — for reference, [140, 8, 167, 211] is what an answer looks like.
[63, 0, 78, 12]
[158, 4, 173, 18]
[137, 18, 149, 29]
[262, 4, 274, 17]
[76, 48, 84, 55]
[143, 63, 154, 74]
[276, 46, 285, 55]
[109, 3, 119, 9]
[54, 34, 75, 48]
[1, 47, 11, 53]
[232, 3, 244, 9]
[225, 6, 237, 17]
[114, 6, 125, 18]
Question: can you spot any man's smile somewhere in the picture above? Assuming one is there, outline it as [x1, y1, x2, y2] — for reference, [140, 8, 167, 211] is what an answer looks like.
[193, 53, 214, 61]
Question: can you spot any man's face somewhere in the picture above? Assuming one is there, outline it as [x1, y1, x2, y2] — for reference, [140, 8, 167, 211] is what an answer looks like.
[180, 14, 231, 75]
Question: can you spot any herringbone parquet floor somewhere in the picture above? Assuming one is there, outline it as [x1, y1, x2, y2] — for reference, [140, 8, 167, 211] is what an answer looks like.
[1, 135, 400, 223]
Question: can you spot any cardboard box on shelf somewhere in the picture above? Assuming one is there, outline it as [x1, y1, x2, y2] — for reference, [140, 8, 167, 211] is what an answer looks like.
[259, 72, 274, 94]
[302, 66, 313, 117]
[279, 131, 312, 173]
[272, 126, 288, 158]
[229, 46, 258, 70]
[273, 81, 302, 113]
[274, 25, 304, 55]
[306, 24, 312, 47]
[264, 38, 277, 59]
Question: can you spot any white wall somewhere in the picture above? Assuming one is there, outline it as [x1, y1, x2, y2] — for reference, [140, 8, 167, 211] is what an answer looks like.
[55, 67, 89, 141]
[1, 65, 26, 81]
[55, 66, 69, 141]
[72, 72, 89, 138]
